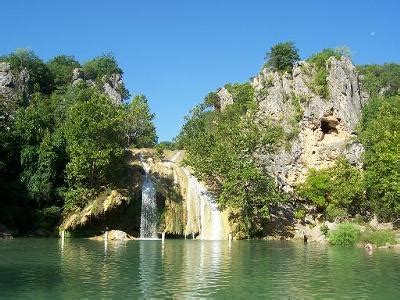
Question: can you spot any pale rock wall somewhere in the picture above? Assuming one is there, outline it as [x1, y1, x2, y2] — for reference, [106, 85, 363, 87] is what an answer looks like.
[134, 149, 230, 239]
[72, 68, 124, 104]
[249, 56, 369, 192]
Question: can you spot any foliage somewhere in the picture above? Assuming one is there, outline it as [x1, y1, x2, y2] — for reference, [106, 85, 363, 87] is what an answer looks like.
[177, 83, 285, 237]
[64, 91, 126, 190]
[35, 205, 62, 231]
[360, 229, 396, 246]
[264, 41, 300, 72]
[203, 92, 220, 110]
[14, 93, 66, 208]
[47, 55, 80, 90]
[0, 49, 158, 229]
[306, 48, 349, 98]
[359, 96, 400, 220]
[125, 95, 158, 147]
[0, 49, 53, 97]
[329, 223, 361, 246]
[82, 54, 129, 100]
[293, 208, 307, 220]
[357, 64, 400, 97]
[82, 54, 122, 81]
[297, 159, 365, 220]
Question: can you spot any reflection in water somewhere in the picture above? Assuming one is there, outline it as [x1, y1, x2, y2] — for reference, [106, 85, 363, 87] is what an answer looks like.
[1, 239, 400, 298]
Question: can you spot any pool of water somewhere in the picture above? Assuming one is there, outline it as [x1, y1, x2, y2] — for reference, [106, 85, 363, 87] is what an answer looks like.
[0, 239, 399, 298]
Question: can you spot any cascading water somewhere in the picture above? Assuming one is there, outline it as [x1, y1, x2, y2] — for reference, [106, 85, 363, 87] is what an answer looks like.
[181, 167, 225, 240]
[139, 157, 158, 239]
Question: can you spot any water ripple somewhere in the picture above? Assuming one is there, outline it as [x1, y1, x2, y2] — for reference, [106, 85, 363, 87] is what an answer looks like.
[0, 239, 400, 298]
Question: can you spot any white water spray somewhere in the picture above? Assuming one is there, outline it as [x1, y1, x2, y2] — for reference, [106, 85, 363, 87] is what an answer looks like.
[139, 157, 158, 239]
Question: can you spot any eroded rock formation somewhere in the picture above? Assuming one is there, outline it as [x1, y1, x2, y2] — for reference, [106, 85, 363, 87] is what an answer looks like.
[216, 56, 368, 192]
[72, 67, 124, 104]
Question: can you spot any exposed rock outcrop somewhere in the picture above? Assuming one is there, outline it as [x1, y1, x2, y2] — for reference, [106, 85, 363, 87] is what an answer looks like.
[103, 74, 123, 104]
[0, 62, 30, 104]
[72, 68, 124, 104]
[250, 56, 368, 192]
[60, 190, 130, 231]
[217, 87, 234, 111]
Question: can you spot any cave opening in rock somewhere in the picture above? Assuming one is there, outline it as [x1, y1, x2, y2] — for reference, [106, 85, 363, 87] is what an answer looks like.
[320, 117, 339, 134]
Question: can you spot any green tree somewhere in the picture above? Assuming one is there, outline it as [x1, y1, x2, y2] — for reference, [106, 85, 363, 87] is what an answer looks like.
[0, 49, 53, 97]
[64, 91, 126, 200]
[297, 159, 365, 220]
[125, 95, 157, 147]
[265, 41, 300, 72]
[14, 93, 66, 206]
[357, 64, 400, 97]
[47, 55, 80, 90]
[359, 96, 400, 220]
[82, 54, 129, 100]
[178, 83, 285, 236]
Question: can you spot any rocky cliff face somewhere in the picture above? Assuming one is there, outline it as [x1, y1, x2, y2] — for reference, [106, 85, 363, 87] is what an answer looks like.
[0, 62, 29, 104]
[72, 68, 124, 104]
[219, 56, 369, 192]
[0, 62, 125, 107]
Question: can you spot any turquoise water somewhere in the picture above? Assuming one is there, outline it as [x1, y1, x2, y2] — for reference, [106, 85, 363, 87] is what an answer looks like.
[0, 239, 399, 298]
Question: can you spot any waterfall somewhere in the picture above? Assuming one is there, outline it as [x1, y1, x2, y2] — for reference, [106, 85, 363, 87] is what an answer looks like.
[182, 168, 225, 240]
[139, 157, 158, 239]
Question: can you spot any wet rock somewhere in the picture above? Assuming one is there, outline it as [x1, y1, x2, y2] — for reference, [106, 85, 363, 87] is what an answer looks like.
[0, 224, 14, 239]
[107, 230, 130, 241]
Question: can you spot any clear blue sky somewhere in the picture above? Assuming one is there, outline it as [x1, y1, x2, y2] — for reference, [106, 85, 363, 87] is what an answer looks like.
[1, 0, 399, 141]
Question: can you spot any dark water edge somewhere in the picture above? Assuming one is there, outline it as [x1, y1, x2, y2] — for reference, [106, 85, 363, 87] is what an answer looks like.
[0, 239, 399, 299]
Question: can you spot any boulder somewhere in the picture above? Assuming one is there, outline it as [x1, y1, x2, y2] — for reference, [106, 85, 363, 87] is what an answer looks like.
[107, 230, 130, 241]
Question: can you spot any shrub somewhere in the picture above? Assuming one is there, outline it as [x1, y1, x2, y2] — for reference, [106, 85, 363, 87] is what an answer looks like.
[329, 223, 361, 246]
[294, 208, 307, 220]
[47, 55, 80, 89]
[360, 229, 396, 246]
[264, 41, 300, 72]
[297, 159, 364, 220]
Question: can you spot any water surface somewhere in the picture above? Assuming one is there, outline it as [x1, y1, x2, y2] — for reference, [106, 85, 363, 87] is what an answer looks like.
[0, 239, 399, 298]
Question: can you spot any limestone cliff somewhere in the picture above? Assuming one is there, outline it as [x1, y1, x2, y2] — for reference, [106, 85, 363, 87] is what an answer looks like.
[218, 56, 369, 192]
[0, 62, 30, 119]
[72, 68, 125, 104]
[0, 62, 126, 107]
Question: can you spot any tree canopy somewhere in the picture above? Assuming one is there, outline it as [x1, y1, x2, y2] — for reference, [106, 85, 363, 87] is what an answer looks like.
[0, 50, 158, 231]
[264, 41, 300, 72]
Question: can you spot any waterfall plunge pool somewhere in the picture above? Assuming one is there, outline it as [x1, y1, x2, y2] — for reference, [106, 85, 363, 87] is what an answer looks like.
[1, 239, 399, 298]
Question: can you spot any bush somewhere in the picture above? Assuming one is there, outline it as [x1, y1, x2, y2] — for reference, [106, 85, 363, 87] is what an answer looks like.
[293, 208, 307, 220]
[361, 229, 396, 246]
[264, 41, 300, 72]
[47, 55, 80, 89]
[329, 223, 361, 246]
[1, 48, 54, 96]
[297, 159, 365, 220]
